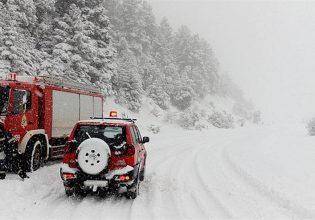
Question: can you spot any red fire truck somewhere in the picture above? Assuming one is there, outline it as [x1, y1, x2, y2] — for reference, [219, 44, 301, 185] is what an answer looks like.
[0, 73, 103, 172]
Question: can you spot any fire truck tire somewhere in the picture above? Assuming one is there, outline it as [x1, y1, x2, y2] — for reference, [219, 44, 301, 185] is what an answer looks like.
[26, 139, 43, 172]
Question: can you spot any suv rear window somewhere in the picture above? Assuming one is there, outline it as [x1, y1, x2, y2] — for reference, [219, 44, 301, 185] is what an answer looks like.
[73, 125, 126, 147]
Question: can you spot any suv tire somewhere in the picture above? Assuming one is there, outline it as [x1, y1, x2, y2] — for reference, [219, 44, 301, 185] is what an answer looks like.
[126, 169, 140, 199]
[65, 186, 86, 198]
[0, 173, 5, 179]
[139, 159, 146, 182]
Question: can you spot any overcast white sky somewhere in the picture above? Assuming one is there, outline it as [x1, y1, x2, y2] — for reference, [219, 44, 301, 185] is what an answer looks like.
[148, 0, 315, 123]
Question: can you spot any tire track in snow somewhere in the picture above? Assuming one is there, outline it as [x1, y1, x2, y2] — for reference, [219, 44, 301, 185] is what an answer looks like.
[144, 137, 232, 219]
[148, 147, 203, 219]
[172, 147, 220, 219]
[222, 145, 315, 219]
[190, 146, 233, 219]
[193, 140, 259, 218]
[195, 136, 297, 219]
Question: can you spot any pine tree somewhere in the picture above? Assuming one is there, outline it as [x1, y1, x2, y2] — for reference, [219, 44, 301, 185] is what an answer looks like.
[147, 81, 170, 110]
[50, 1, 115, 92]
[155, 17, 174, 67]
[34, 0, 56, 53]
[112, 47, 142, 112]
[173, 25, 195, 71]
[6, 0, 37, 35]
[0, 1, 40, 75]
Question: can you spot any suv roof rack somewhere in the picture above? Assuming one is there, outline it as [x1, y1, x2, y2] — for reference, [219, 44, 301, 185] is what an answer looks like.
[90, 117, 137, 123]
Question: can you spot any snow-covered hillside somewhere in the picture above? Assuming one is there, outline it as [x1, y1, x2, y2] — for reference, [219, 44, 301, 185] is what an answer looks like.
[1, 119, 315, 219]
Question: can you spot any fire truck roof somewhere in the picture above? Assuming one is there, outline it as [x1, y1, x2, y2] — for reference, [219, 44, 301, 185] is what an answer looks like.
[0, 73, 101, 94]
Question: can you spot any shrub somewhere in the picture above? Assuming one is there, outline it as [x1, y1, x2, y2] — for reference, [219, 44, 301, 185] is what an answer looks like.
[148, 124, 160, 134]
[177, 109, 200, 129]
[208, 111, 234, 129]
[307, 118, 315, 136]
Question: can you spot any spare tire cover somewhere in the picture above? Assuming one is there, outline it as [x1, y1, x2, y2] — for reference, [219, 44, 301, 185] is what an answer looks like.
[77, 138, 111, 175]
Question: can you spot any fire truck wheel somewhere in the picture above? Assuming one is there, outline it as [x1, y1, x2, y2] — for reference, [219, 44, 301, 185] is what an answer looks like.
[26, 140, 43, 172]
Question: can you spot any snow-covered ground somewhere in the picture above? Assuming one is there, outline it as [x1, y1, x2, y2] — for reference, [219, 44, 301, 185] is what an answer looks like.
[1, 122, 315, 219]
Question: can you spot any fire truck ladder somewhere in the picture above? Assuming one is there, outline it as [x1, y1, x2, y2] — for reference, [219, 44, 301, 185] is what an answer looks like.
[39, 76, 101, 94]
[39, 76, 102, 159]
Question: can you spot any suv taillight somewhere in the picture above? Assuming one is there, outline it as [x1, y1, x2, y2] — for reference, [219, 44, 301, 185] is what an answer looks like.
[63, 141, 78, 167]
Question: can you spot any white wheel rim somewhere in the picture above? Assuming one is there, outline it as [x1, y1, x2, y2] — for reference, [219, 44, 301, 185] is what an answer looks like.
[77, 138, 110, 175]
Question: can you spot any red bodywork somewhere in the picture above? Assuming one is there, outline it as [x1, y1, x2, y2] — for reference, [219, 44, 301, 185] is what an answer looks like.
[63, 121, 147, 171]
[0, 75, 103, 156]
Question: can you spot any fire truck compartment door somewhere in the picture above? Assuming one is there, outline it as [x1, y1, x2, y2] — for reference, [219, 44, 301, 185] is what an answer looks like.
[80, 95, 93, 120]
[93, 97, 102, 118]
[52, 91, 79, 137]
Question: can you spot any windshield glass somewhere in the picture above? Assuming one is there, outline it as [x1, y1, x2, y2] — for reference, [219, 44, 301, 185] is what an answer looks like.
[0, 86, 10, 116]
[73, 125, 126, 147]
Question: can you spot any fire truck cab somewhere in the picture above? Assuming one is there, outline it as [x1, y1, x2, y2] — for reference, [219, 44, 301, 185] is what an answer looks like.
[0, 73, 103, 172]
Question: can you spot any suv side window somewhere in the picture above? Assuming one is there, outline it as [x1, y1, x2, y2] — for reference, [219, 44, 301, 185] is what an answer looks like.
[12, 90, 31, 114]
[134, 126, 142, 143]
[130, 126, 138, 145]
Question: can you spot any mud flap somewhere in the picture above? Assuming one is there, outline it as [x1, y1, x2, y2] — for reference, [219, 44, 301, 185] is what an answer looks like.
[0, 151, 6, 179]
[0, 151, 6, 171]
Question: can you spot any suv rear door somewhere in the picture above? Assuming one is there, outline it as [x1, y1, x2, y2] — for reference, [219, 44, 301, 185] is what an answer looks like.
[130, 125, 145, 165]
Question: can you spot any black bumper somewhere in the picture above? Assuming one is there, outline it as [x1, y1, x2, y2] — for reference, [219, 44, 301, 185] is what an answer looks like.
[61, 164, 140, 189]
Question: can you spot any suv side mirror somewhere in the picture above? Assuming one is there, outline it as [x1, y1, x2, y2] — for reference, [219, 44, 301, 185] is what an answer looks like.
[142, 136, 150, 143]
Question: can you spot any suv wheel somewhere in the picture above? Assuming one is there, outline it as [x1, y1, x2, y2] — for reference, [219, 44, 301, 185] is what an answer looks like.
[0, 173, 5, 179]
[77, 138, 110, 175]
[139, 159, 146, 182]
[65, 186, 86, 198]
[65, 187, 76, 197]
[126, 169, 140, 199]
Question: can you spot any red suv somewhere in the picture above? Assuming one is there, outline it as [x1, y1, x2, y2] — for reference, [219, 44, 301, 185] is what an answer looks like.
[60, 114, 149, 199]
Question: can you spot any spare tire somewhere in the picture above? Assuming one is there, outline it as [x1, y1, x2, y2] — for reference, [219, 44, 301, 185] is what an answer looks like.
[77, 138, 111, 175]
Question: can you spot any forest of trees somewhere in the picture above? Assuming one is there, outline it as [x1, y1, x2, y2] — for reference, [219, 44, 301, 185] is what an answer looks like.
[0, 0, 256, 127]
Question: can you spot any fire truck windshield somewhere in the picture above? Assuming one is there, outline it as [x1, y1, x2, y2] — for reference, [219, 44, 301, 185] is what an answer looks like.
[0, 86, 9, 116]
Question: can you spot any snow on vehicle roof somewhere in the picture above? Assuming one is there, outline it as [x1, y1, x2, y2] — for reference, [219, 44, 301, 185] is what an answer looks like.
[78, 118, 135, 125]
[0, 73, 6, 80]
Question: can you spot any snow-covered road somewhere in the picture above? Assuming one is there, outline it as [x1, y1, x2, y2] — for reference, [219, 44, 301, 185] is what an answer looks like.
[1, 124, 315, 219]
